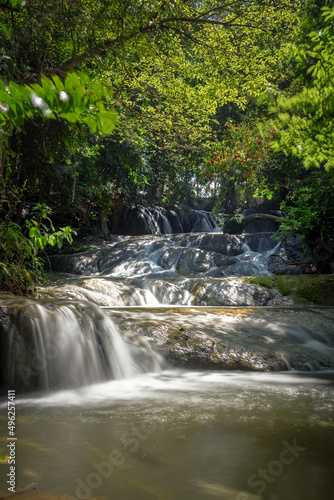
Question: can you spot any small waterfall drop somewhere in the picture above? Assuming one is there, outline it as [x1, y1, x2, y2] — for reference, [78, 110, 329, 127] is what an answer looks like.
[190, 210, 217, 232]
[223, 242, 281, 277]
[0, 298, 163, 392]
[138, 206, 173, 235]
[138, 206, 162, 235]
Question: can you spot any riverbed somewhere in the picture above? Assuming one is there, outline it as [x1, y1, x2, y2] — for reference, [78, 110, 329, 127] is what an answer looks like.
[0, 232, 333, 499]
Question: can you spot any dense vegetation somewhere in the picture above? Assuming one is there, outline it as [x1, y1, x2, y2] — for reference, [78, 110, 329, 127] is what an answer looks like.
[0, 0, 333, 294]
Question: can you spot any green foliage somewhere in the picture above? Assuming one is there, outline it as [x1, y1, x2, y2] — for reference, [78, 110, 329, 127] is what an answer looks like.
[222, 213, 244, 234]
[0, 0, 301, 155]
[0, 72, 117, 140]
[264, 5, 334, 170]
[200, 121, 276, 211]
[26, 203, 75, 252]
[245, 275, 334, 305]
[0, 219, 39, 295]
[0, 203, 76, 295]
[278, 171, 334, 244]
[248, 276, 274, 289]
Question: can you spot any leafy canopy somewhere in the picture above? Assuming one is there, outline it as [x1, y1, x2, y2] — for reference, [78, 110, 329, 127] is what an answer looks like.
[0, 72, 117, 141]
[265, 5, 334, 170]
[0, 0, 301, 152]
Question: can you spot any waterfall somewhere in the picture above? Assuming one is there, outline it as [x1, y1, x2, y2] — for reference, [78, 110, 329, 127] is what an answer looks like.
[138, 206, 162, 235]
[0, 230, 323, 395]
[137, 206, 174, 235]
[190, 210, 217, 232]
[0, 298, 163, 392]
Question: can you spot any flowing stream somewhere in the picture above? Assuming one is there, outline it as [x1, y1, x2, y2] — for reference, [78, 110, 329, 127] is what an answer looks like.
[0, 230, 333, 499]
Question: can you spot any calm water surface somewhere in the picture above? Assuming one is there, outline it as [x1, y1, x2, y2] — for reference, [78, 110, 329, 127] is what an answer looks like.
[1, 369, 334, 500]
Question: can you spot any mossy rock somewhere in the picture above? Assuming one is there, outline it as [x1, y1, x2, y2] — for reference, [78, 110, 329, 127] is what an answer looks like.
[295, 275, 334, 305]
[245, 274, 334, 305]
[248, 276, 274, 289]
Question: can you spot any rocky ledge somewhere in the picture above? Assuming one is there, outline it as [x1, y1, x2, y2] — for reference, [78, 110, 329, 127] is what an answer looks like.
[117, 307, 334, 372]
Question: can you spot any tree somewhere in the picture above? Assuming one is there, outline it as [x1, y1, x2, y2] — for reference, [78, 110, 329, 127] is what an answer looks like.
[265, 4, 334, 169]
[200, 121, 277, 212]
[0, 1, 118, 294]
[1, 0, 302, 153]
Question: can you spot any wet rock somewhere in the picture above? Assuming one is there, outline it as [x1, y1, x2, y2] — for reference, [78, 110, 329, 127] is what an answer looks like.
[0, 302, 41, 392]
[43, 250, 101, 275]
[171, 233, 244, 256]
[243, 208, 283, 233]
[243, 232, 278, 252]
[189, 210, 216, 232]
[197, 234, 244, 255]
[154, 246, 182, 269]
[112, 205, 183, 235]
[177, 248, 214, 273]
[149, 244, 239, 274]
[40, 276, 283, 307]
[267, 236, 319, 274]
[120, 311, 334, 372]
[190, 278, 276, 306]
[167, 210, 184, 233]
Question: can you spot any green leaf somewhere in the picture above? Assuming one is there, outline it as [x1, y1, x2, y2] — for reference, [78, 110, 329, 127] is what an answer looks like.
[98, 111, 118, 135]
[48, 234, 56, 246]
[0, 21, 11, 37]
[83, 115, 97, 133]
[29, 227, 38, 238]
[60, 112, 79, 123]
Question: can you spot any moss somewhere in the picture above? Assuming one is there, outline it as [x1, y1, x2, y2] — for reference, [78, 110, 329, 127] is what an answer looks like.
[295, 276, 334, 305]
[276, 276, 304, 295]
[248, 276, 274, 289]
[244, 274, 334, 305]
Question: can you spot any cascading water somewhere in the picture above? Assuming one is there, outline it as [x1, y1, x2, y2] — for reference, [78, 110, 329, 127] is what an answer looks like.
[0, 227, 333, 500]
[0, 298, 163, 392]
[119, 205, 217, 235]
[41, 232, 282, 307]
[190, 209, 217, 232]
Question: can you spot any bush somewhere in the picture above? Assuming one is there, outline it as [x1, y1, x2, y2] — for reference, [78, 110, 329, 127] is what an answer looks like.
[0, 205, 75, 296]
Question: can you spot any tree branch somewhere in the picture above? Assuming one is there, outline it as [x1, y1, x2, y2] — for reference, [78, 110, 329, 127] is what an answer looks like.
[56, 10, 266, 74]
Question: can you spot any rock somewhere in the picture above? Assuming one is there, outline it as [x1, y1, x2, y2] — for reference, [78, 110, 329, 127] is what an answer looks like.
[43, 249, 101, 275]
[243, 232, 278, 252]
[189, 278, 276, 306]
[116, 309, 334, 372]
[0, 301, 41, 393]
[154, 246, 216, 273]
[111, 205, 184, 235]
[189, 210, 216, 232]
[242, 208, 283, 233]
[171, 233, 245, 256]
[166, 210, 184, 233]
[176, 247, 215, 273]
[267, 236, 319, 274]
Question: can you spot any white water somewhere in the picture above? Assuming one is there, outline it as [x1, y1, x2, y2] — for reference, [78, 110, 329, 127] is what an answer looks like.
[1, 299, 164, 392]
[1, 231, 333, 500]
[40, 234, 282, 308]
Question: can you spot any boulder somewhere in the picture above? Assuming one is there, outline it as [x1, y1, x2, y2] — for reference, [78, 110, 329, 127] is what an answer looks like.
[171, 233, 245, 256]
[43, 250, 100, 275]
[189, 278, 276, 306]
[267, 236, 319, 274]
[116, 308, 334, 372]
